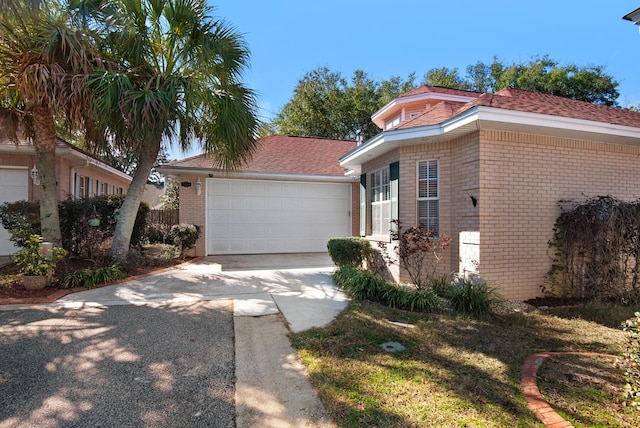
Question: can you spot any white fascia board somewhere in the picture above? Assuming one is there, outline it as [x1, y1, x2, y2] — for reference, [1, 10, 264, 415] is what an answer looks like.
[477, 106, 640, 139]
[371, 92, 477, 124]
[156, 166, 354, 183]
[0, 143, 132, 181]
[341, 108, 480, 167]
[61, 148, 133, 182]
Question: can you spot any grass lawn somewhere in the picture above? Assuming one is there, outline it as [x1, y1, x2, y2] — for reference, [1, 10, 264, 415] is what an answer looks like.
[290, 300, 640, 427]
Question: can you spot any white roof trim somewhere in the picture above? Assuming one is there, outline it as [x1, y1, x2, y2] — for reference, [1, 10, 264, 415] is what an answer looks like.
[477, 106, 640, 139]
[0, 141, 132, 182]
[341, 106, 640, 168]
[371, 92, 477, 126]
[57, 147, 132, 181]
[157, 166, 355, 183]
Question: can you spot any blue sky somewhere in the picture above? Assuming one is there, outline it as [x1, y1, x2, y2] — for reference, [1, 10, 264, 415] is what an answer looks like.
[171, 1, 640, 159]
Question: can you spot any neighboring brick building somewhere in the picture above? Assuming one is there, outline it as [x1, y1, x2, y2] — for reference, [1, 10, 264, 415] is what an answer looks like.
[341, 86, 640, 300]
[0, 131, 132, 255]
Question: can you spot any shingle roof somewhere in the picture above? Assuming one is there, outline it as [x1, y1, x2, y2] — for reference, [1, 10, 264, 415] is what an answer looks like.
[395, 86, 640, 129]
[464, 88, 640, 127]
[167, 135, 356, 176]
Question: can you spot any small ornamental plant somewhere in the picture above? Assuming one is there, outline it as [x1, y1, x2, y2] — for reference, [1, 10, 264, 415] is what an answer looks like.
[89, 206, 101, 220]
[14, 234, 67, 276]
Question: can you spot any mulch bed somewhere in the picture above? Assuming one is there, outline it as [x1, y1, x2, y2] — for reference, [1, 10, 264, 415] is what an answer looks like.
[0, 255, 196, 304]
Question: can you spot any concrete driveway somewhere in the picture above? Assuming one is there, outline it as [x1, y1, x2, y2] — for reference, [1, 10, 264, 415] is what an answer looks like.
[0, 253, 347, 427]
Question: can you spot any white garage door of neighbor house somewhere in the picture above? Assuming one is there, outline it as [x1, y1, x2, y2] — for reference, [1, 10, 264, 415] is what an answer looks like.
[207, 178, 351, 255]
[0, 168, 28, 255]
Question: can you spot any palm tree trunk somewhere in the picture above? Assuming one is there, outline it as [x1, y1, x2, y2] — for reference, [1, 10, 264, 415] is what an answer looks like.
[31, 104, 62, 246]
[111, 134, 161, 260]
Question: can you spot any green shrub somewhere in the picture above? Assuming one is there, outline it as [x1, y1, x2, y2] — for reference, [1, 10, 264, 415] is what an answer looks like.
[327, 237, 372, 267]
[14, 234, 67, 276]
[448, 278, 500, 318]
[332, 266, 442, 312]
[620, 312, 640, 408]
[145, 222, 172, 244]
[382, 285, 441, 312]
[170, 224, 201, 258]
[0, 200, 41, 247]
[61, 265, 126, 289]
[59, 195, 149, 257]
[431, 274, 452, 297]
[333, 265, 387, 301]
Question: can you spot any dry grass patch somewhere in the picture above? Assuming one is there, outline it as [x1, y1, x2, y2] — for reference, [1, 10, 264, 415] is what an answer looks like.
[291, 301, 631, 427]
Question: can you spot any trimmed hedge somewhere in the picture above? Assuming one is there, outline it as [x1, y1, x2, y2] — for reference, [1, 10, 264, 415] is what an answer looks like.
[327, 237, 372, 267]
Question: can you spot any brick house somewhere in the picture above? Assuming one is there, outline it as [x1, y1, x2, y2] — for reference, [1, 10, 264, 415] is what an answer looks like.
[341, 86, 640, 300]
[158, 135, 358, 257]
[0, 131, 132, 255]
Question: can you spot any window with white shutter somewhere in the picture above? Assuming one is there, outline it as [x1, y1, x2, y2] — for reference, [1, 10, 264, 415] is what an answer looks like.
[417, 160, 439, 235]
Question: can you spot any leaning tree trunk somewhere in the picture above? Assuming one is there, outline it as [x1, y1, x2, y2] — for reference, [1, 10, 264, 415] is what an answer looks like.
[111, 134, 161, 260]
[31, 104, 62, 246]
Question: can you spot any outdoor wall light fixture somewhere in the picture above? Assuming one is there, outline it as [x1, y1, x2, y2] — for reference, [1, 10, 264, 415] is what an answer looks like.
[196, 178, 202, 196]
[30, 165, 40, 186]
[468, 193, 478, 207]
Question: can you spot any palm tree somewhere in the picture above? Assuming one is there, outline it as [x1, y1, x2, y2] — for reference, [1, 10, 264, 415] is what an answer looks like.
[0, 0, 97, 246]
[88, 0, 259, 260]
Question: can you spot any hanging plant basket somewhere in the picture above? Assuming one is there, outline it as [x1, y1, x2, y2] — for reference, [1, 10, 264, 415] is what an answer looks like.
[89, 218, 101, 227]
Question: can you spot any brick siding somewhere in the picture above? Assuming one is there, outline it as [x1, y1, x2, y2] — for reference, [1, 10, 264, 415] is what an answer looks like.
[177, 175, 206, 257]
[361, 129, 640, 301]
[478, 129, 640, 300]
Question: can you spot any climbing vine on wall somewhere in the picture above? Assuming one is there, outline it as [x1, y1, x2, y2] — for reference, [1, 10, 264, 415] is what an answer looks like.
[545, 196, 640, 302]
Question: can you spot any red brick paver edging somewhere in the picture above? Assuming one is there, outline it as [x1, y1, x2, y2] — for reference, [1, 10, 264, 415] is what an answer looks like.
[521, 351, 617, 427]
[0, 257, 204, 305]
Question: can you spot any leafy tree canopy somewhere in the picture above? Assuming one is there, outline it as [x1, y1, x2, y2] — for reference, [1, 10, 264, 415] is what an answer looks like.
[423, 55, 619, 106]
[270, 67, 414, 140]
[271, 56, 620, 140]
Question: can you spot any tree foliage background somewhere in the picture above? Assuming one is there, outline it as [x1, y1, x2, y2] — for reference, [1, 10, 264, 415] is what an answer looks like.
[270, 55, 620, 141]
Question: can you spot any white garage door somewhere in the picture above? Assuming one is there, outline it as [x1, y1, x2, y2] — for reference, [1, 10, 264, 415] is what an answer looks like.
[0, 168, 29, 255]
[207, 178, 351, 255]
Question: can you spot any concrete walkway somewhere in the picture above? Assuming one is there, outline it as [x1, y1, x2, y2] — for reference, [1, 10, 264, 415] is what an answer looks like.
[0, 253, 348, 427]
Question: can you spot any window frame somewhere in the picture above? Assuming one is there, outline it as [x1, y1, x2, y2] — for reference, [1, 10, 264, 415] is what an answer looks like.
[370, 167, 391, 237]
[416, 159, 440, 236]
[76, 174, 90, 199]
